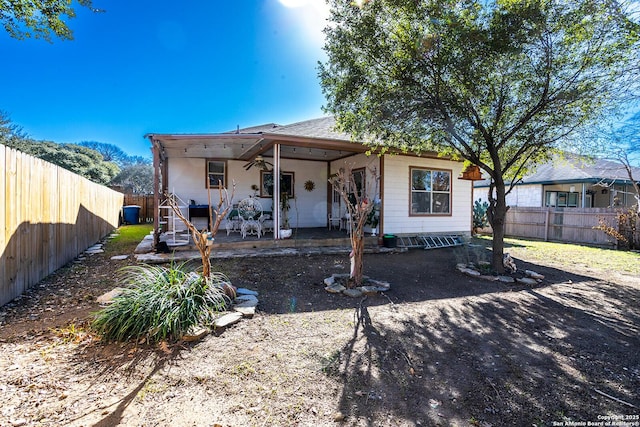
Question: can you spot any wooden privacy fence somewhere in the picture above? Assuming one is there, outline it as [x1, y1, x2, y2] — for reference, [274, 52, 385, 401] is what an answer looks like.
[123, 194, 154, 223]
[487, 207, 622, 246]
[1, 145, 124, 307]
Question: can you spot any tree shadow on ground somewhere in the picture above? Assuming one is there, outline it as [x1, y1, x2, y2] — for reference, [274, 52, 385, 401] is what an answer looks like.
[63, 340, 189, 427]
[325, 269, 640, 426]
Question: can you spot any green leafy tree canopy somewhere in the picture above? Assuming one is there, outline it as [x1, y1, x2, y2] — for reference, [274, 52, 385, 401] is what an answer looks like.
[0, 0, 101, 41]
[0, 111, 120, 185]
[320, 0, 640, 271]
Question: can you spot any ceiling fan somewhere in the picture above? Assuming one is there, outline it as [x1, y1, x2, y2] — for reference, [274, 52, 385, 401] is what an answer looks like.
[243, 155, 273, 171]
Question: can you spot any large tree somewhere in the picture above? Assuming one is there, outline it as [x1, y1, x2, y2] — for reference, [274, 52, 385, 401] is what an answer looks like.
[319, 0, 640, 272]
[0, 0, 100, 41]
[79, 141, 130, 166]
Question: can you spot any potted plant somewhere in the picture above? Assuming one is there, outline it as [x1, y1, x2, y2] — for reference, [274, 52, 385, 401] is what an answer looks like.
[279, 191, 293, 239]
[365, 198, 380, 236]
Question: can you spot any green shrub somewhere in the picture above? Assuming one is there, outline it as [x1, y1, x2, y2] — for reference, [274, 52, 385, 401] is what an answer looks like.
[92, 263, 231, 343]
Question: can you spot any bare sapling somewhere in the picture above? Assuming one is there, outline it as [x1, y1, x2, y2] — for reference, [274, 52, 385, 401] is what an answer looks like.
[329, 164, 379, 287]
[164, 181, 235, 277]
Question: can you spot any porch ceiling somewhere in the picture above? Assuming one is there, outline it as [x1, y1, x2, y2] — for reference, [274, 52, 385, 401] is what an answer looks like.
[148, 133, 368, 163]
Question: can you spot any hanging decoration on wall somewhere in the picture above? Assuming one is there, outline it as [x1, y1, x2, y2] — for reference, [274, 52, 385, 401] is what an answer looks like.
[304, 180, 315, 192]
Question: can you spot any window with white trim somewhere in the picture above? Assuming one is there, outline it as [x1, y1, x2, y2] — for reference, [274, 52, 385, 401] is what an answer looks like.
[206, 160, 226, 188]
[410, 168, 451, 214]
[545, 191, 578, 207]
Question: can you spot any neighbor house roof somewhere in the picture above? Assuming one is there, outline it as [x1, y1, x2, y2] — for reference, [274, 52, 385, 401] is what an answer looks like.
[475, 153, 640, 187]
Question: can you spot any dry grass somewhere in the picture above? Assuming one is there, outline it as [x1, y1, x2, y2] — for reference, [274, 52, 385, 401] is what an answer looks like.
[474, 235, 640, 275]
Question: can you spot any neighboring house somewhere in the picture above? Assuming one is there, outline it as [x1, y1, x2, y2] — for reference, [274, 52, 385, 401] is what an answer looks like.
[146, 117, 474, 245]
[474, 153, 640, 209]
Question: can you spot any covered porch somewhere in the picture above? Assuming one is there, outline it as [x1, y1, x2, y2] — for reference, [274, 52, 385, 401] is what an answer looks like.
[146, 118, 374, 250]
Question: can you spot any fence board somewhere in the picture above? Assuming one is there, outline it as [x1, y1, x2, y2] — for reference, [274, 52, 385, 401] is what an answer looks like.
[123, 194, 154, 223]
[0, 147, 5, 301]
[491, 206, 623, 246]
[1, 145, 124, 306]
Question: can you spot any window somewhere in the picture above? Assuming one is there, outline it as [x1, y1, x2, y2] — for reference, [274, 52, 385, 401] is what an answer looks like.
[545, 191, 579, 207]
[410, 167, 451, 214]
[206, 160, 226, 188]
[260, 171, 294, 198]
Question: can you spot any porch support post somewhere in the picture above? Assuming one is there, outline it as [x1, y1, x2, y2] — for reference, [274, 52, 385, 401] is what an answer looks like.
[581, 183, 586, 208]
[151, 139, 161, 248]
[273, 143, 281, 240]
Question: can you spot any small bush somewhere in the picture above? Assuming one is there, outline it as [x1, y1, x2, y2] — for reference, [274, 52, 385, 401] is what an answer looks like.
[473, 200, 489, 231]
[92, 263, 231, 343]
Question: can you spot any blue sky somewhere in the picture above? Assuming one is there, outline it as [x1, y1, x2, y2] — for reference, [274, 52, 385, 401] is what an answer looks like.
[0, 0, 330, 158]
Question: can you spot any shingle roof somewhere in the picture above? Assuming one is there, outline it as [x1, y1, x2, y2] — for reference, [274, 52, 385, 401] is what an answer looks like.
[226, 117, 351, 142]
[266, 117, 352, 141]
[226, 123, 282, 134]
[475, 153, 640, 187]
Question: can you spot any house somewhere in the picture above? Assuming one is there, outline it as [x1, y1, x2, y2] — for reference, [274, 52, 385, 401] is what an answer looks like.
[474, 153, 640, 209]
[145, 117, 473, 246]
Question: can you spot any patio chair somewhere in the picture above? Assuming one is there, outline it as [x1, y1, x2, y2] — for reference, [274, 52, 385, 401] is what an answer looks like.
[238, 197, 263, 239]
[260, 212, 274, 234]
[328, 212, 341, 230]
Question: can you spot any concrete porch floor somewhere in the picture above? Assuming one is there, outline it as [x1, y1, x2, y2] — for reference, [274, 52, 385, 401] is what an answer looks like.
[134, 227, 398, 263]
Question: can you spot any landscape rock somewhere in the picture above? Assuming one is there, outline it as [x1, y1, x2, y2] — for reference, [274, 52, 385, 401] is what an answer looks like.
[497, 276, 515, 283]
[236, 287, 259, 296]
[110, 255, 128, 260]
[325, 283, 346, 294]
[480, 275, 499, 281]
[525, 270, 545, 280]
[358, 286, 380, 296]
[213, 312, 243, 328]
[233, 305, 256, 317]
[343, 288, 363, 298]
[517, 277, 539, 286]
[456, 264, 469, 272]
[460, 268, 481, 277]
[96, 288, 124, 304]
[182, 327, 209, 342]
[369, 280, 391, 292]
[234, 299, 258, 308]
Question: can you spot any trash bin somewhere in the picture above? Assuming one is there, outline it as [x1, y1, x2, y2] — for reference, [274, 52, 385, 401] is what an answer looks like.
[123, 205, 141, 225]
[382, 234, 397, 248]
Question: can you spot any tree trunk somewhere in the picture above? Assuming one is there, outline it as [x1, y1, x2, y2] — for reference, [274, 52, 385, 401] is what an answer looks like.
[350, 233, 365, 287]
[488, 180, 509, 274]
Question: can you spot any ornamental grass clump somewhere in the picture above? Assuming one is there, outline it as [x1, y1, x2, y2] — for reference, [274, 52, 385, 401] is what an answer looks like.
[92, 262, 231, 343]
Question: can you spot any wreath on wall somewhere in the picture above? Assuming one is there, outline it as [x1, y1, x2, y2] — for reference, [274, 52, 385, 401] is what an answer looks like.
[304, 180, 315, 192]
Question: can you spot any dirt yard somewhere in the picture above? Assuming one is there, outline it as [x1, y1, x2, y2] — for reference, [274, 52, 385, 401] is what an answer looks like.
[0, 240, 639, 427]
